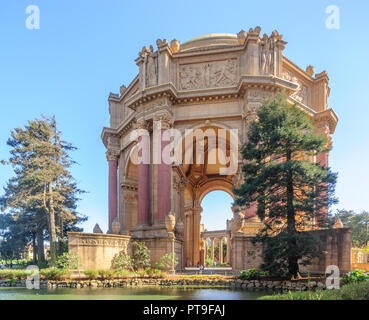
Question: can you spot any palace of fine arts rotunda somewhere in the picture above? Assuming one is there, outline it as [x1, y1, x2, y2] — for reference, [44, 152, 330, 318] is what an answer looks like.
[68, 27, 352, 274]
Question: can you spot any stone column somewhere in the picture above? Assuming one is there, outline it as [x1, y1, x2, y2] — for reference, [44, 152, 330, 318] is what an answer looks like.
[226, 235, 231, 264]
[211, 238, 215, 261]
[137, 122, 151, 225]
[155, 117, 172, 221]
[184, 208, 192, 266]
[219, 237, 224, 264]
[192, 205, 202, 266]
[204, 238, 208, 261]
[107, 150, 119, 232]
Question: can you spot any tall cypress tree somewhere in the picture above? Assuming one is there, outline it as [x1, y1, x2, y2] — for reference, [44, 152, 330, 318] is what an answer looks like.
[234, 93, 338, 278]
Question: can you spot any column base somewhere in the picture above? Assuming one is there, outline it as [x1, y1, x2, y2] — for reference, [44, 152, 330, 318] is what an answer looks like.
[130, 224, 169, 239]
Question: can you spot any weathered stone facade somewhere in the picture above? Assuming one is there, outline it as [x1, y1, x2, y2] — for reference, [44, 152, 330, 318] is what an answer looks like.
[70, 28, 350, 273]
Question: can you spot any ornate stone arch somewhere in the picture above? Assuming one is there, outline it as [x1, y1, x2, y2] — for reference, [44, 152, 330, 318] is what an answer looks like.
[196, 178, 235, 206]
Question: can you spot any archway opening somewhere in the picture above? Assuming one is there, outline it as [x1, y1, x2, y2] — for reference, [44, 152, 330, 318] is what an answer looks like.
[201, 190, 233, 231]
[200, 190, 233, 268]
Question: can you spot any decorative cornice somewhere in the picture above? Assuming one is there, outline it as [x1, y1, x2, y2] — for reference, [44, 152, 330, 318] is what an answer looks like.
[123, 75, 297, 111]
[314, 108, 338, 134]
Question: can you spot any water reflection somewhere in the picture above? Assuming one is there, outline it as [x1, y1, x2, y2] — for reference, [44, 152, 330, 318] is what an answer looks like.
[0, 287, 273, 300]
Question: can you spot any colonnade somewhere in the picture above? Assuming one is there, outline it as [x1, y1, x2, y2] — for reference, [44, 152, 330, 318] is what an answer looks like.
[201, 234, 231, 266]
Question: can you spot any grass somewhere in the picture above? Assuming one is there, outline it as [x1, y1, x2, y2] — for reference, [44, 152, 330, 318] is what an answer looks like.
[258, 281, 369, 300]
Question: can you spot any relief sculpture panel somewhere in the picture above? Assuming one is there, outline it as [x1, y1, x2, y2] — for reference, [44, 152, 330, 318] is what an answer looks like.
[179, 59, 237, 90]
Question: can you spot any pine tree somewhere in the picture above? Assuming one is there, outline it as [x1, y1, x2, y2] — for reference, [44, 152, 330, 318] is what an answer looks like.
[234, 92, 338, 278]
[0, 116, 86, 266]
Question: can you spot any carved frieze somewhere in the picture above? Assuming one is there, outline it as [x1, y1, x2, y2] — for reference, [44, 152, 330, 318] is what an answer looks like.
[179, 59, 237, 90]
[78, 237, 129, 250]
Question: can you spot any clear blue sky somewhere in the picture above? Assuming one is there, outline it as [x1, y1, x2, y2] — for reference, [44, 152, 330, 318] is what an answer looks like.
[0, 0, 368, 233]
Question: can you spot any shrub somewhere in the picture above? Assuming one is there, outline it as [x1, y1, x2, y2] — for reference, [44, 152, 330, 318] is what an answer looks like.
[145, 268, 164, 278]
[131, 242, 151, 270]
[111, 251, 133, 272]
[158, 253, 178, 271]
[116, 269, 133, 278]
[342, 269, 369, 284]
[37, 260, 49, 269]
[56, 252, 80, 270]
[84, 269, 99, 280]
[135, 269, 147, 277]
[40, 268, 71, 280]
[205, 258, 214, 267]
[97, 270, 115, 280]
[0, 270, 32, 280]
[239, 268, 267, 280]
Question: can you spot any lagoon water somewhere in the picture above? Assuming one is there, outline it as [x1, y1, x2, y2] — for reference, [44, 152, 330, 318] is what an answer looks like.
[0, 287, 271, 300]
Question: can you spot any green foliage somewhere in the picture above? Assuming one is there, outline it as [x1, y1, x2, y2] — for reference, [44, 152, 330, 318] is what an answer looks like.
[259, 281, 369, 300]
[97, 269, 115, 280]
[116, 269, 133, 278]
[234, 92, 338, 278]
[239, 268, 267, 280]
[330, 210, 369, 247]
[205, 258, 214, 267]
[145, 268, 165, 278]
[342, 269, 369, 284]
[135, 269, 147, 277]
[0, 116, 87, 266]
[131, 241, 151, 270]
[111, 251, 133, 272]
[40, 268, 71, 280]
[158, 253, 179, 271]
[0, 269, 33, 280]
[55, 252, 80, 270]
[84, 269, 99, 280]
[37, 260, 49, 269]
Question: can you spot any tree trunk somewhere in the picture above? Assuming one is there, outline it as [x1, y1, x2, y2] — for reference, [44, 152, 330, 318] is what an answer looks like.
[32, 232, 38, 264]
[286, 150, 299, 278]
[57, 216, 65, 254]
[36, 229, 45, 263]
[48, 181, 58, 266]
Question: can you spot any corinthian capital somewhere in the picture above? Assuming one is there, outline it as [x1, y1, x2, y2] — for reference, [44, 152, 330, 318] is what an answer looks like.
[106, 149, 120, 161]
[153, 112, 174, 130]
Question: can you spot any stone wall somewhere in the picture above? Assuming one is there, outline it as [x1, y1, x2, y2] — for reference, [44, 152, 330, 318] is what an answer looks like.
[68, 232, 183, 271]
[68, 232, 131, 270]
[232, 228, 352, 274]
[138, 237, 183, 271]
[0, 278, 326, 292]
